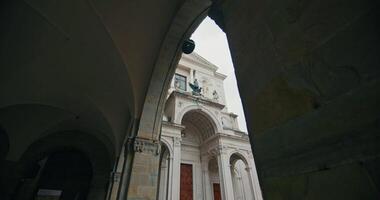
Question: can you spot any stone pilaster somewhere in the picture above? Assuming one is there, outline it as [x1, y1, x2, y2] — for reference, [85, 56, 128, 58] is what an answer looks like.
[201, 156, 212, 200]
[216, 145, 235, 200]
[246, 156, 263, 200]
[171, 137, 181, 200]
[127, 138, 161, 200]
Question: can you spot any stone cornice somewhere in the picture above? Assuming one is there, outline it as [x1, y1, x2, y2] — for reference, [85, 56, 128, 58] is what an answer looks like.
[215, 72, 227, 80]
[200, 132, 250, 149]
[162, 121, 185, 130]
[171, 90, 225, 109]
[180, 52, 219, 72]
[222, 126, 247, 135]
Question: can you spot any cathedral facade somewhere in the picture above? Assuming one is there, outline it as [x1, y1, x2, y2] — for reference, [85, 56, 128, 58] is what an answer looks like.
[158, 53, 262, 200]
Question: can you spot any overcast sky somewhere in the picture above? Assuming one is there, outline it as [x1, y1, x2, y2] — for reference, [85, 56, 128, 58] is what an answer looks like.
[191, 17, 248, 132]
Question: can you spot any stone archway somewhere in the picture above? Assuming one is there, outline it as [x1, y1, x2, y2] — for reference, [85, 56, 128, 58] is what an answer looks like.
[124, 1, 213, 199]
[10, 131, 113, 200]
[181, 109, 219, 141]
[34, 150, 93, 200]
[175, 105, 223, 134]
[229, 153, 253, 200]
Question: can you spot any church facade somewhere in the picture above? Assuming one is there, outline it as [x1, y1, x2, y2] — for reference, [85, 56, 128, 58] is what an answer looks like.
[158, 53, 262, 200]
[2, 1, 379, 199]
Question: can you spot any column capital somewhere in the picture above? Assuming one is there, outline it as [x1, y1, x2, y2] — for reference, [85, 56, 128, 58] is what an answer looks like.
[217, 145, 228, 155]
[173, 137, 181, 147]
[125, 137, 161, 155]
[207, 145, 228, 156]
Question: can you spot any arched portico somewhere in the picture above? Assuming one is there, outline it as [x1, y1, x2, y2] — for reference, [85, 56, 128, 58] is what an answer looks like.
[1, 0, 378, 199]
[4, 131, 113, 200]
[123, 1, 212, 198]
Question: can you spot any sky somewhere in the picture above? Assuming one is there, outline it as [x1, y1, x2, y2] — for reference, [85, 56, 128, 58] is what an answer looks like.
[191, 17, 248, 132]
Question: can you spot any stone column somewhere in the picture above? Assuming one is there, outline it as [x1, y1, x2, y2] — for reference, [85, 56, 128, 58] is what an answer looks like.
[216, 146, 234, 200]
[201, 157, 212, 200]
[158, 159, 168, 200]
[127, 138, 161, 200]
[166, 156, 174, 200]
[235, 174, 246, 200]
[171, 137, 181, 200]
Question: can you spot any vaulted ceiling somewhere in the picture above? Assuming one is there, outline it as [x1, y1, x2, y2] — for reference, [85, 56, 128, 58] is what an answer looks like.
[0, 0, 187, 159]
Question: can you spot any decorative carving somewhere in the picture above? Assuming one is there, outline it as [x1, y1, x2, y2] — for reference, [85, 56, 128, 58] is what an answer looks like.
[208, 148, 219, 156]
[133, 138, 160, 155]
[208, 145, 228, 156]
[174, 137, 181, 147]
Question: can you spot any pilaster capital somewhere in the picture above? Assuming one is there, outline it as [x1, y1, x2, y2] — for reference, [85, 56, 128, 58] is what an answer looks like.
[173, 137, 182, 147]
[135, 138, 160, 155]
[207, 145, 228, 156]
[217, 145, 228, 155]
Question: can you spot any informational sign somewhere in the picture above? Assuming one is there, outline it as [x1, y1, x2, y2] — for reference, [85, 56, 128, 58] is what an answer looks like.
[35, 189, 62, 200]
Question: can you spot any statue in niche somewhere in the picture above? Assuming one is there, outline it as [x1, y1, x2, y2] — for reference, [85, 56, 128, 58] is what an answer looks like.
[189, 78, 202, 96]
[213, 90, 219, 101]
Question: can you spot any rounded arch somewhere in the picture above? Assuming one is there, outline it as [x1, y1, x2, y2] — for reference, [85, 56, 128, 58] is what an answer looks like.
[136, 0, 212, 140]
[180, 108, 220, 142]
[0, 103, 117, 161]
[175, 104, 223, 133]
[160, 137, 173, 158]
[11, 131, 114, 200]
[18, 131, 114, 176]
[229, 151, 251, 167]
[36, 150, 94, 200]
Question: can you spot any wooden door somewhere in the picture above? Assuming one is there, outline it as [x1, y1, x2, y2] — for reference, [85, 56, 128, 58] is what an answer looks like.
[213, 183, 221, 200]
[180, 164, 193, 200]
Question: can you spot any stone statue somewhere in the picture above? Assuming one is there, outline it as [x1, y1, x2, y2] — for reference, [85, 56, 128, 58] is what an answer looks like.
[189, 79, 202, 96]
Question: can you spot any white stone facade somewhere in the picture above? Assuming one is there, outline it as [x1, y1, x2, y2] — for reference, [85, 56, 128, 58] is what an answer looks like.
[158, 53, 262, 200]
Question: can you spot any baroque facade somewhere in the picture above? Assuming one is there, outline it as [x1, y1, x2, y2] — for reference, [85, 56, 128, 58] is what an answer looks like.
[1, 1, 379, 199]
[158, 53, 262, 200]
